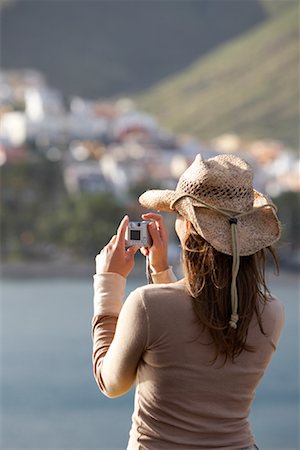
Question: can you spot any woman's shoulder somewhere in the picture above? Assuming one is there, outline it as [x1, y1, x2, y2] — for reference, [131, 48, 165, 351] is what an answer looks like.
[264, 294, 285, 321]
[260, 295, 285, 349]
[131, 279, 188, 309]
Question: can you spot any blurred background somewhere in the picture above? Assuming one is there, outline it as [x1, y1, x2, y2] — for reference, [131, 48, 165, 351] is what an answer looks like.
[0, 0, 299, 449]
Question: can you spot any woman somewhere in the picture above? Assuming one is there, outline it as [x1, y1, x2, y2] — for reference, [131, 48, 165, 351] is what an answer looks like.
[92, 154, 284, 450]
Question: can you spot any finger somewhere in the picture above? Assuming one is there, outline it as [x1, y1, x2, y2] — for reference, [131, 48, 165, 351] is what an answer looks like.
[126, 245, 139, 254]
[126, 245, 140, 259]
[142, 213, 168, 241]
[109, 235, 117, 245]
[97, 234, 117, 255]
[142, 212, 162, 221]
[116, 215, 129, 246]
[140, 247, 149, 257]
[148, 221, 162, 246]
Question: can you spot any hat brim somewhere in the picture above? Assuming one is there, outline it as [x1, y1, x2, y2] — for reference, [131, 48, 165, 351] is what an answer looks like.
[139, 189, 177, 212]
[139, 189, 281, 256]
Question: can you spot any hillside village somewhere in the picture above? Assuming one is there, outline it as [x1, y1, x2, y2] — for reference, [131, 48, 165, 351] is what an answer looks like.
[1, 70, 299, 199]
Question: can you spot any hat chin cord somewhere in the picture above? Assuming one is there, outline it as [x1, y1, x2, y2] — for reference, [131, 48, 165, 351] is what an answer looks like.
[228, 217, 240, 329]
[171, 194, 277, 330]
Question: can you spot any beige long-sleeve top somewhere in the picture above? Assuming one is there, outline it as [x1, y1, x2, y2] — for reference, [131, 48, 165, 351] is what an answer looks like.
[92, 269, 284, 450]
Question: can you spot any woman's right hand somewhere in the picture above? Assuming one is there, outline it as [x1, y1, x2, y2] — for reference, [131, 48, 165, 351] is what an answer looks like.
[140, 213, 169, 274]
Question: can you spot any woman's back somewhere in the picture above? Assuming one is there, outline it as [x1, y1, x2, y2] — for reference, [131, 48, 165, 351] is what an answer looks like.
[127, 280, 284, 449]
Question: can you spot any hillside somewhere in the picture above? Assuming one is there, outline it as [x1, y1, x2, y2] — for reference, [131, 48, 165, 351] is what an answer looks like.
[136, 2, 299, 149]
[1, 0, 266, 98]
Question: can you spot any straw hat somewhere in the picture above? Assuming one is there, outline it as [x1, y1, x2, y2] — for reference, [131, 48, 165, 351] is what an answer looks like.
[139, 154, 281, 257]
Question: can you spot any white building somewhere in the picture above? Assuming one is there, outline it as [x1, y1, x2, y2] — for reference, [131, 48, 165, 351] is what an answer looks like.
[67, 113, 107, 140]
[25, 87, 65, 122]
[0, 112, 27, 146]
[111, 111, 158, 141]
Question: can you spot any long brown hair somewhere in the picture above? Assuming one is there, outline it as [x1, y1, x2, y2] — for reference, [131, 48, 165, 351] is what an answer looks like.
[182, 222, 278, 363]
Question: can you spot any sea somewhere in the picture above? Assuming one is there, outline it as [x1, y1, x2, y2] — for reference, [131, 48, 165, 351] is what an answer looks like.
[0, 270, 299, 450]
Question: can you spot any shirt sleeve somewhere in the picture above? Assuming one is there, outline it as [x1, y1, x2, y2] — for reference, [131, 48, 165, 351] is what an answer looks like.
[151, 266, 177, 284]
[92, 273, 147, 398]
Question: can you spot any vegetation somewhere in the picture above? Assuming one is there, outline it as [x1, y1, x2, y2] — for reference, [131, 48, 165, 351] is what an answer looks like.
[260, 0, 297, 17]
[274, 191, 300, 255]
[137, 2, 299, 149]
[37, 193, 127, 259]
[0, 159, 127, 261]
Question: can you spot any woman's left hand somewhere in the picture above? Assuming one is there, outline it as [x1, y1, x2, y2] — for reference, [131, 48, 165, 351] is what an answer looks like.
[95, 216, 139, 278]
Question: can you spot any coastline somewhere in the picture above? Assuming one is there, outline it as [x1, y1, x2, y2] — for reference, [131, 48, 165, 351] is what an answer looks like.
[0, 259, 152, 280]
[1, 259, 299, 281]
[1, 260, 95, 280]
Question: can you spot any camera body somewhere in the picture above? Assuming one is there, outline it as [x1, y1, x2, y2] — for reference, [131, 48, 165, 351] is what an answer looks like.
[126, 221, 152, 247]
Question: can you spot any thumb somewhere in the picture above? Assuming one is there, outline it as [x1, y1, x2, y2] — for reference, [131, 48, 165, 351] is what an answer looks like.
[126, 245, 140, 259]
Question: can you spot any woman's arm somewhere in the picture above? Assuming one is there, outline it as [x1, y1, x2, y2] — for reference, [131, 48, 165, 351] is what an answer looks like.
[92, 273, 147, 398]
[92, 213, 174, 397]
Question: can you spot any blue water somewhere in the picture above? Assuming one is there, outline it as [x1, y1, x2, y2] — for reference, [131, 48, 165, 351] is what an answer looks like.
[0, 271, 299, 450]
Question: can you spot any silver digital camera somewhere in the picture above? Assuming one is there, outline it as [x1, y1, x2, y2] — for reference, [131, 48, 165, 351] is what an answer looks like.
[126, 221, 152, 247]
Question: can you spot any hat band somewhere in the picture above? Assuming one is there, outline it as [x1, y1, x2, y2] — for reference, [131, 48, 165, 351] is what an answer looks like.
[171, 193, 277, 329]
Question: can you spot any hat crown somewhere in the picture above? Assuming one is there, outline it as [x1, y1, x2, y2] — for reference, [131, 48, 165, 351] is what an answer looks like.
[176, 154, 254, 211]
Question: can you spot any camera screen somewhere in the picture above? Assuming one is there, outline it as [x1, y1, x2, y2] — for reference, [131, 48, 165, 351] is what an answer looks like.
[130, 230, 141, 240]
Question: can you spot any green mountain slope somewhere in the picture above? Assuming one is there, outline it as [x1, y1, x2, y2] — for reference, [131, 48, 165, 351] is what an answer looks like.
[137, 3, 299, 149]
[1, 0, 266, 98]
